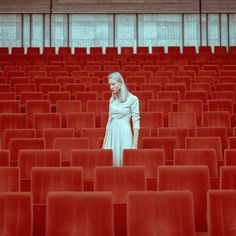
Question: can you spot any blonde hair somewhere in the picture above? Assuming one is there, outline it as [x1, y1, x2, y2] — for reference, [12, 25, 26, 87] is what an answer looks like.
[108, 72, 129, 103]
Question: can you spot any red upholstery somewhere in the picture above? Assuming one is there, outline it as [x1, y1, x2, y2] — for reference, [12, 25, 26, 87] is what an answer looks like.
[42, 128, 74, 148]
[228, 137, 236, 148]
[32, 166, 83, 236]
[9, 138, 45, 166]
[46, 192, 114, 236]
[203, 111, 231, 127]
[0, 150, 9, 166]
[207, 190, 236, 236]
[158, 165, 210, 232]
[142, 137, 178, 162]
[71, 149, 113, 190]
[127, 191, 195, 236]
[0, 100, 20, 113]
[54, 137, 89, 165]
[220, 166, 236, 189]
[0, 167, 19, 192]
[208, 99, 234, 114]
[186, 137, 223, 160]
[19, 149, 61, 191]
[0, 192, 32, 236]
[168, 112, 197, 128]
[3, 128, 36, 149]
[123, 149, 165, 190]
[224, 149, 236, 165]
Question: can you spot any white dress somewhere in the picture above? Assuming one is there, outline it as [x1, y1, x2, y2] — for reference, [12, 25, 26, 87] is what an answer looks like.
[103, 93, 140, 166]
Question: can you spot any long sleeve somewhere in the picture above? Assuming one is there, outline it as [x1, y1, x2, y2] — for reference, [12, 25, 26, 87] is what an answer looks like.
[131, 95, 140, 129]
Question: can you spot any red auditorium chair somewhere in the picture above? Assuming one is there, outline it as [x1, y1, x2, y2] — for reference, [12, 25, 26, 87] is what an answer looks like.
[214, 46, 227, 54]
[3, 128, 36, 149]
[0, 92, 16, 101]
[55, 76, 76, 87]
[140, 83, 161, 99]
[32, 113, 61, 137]
[142, 137, 178, 164]
[33, 77, 53, 90]
[152, 46, 165, 54]
[43, 47, 55, 55]
[95, 166, 146, 236]
[157, 165, 210, 233]
[137, 46, 149, 54]
[127, 191, 196, 236]
[123, 149, 165, 190]
[203, 111, 231, 128]
[86, 100, 109, 127]
[195, 127, 228, 151]
[174, 149, 218, 188]
[74, 47, 87, 55]
[32, 167, 83, 236]
[27, 47, 40, 55]
[185, 91, 208, 104]
[0, 113, 27, 134]
[20, 92, 43, 107]
[0, 84, 11, 92]
[220, 166, 236, 189]
[11, 47, 25, 55]
[46, 192, 114, 236]
[15, 83, 36, 95]
[66, 112, 95, 136]
[25, 100, 51, 128]
[0, 47, 9, 54]
[137, 127, 152, 148]
[215, 83, 236, 92]
[224, 149, 236, 166]
[185, 137, 223, 161]
[19, 149, 61, 191]
[0, 150, 9, 166]
[58, 47, 71, 55]
[141, 112, 164, 135]
[183, 46, 196, 54]
[47, 91, 70, 106]
[0, 100, 20, 113]
[157, 127, 189, 148]
[42, 128, 74, 148]
[54, 137, 89, 166]
[157, 91, 180, 108]
[9, 138, 45, 166]
[207, 190, 236, 236]
[228, 137, 236, 148]
[80, 128, 106, 148]
[132, 91, 153, 112]
[39, 83, 61, 94]
[166, 83, 186, 99]
[56, 100, 82, 127]
[168, 112, 197, 129]
[0, 167, 19, 192]
[178, 100, 203, 126]
[75, 92, 98, 112]
[208, 99, 234, 114]
[0, 192, 32, 236]
[212, 91, 235, 103]
[71, 149, 113, 190]
[190, 82, 212, 96]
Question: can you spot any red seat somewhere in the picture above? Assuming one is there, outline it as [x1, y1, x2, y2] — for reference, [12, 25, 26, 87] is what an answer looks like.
[33, 113, 61, 137]
[0, 167, 19, 192]
[174, 149, 218, 188]
[9, 138, 45, 166]
[75, 92, 98, 112]
[0, 100, 20, 113]
[178, 100, 203, 126]
[27, 47, 40, 55]
[0, 150, 9, 166]
[19, 149, 61, 191]
[0, 113, 27, 134]
[54, 137, 89, 166]
[3, 128, 36, 149]
[15, 83, 36, 95]
[157, 91, 180, 105]
[71, 149, 113, 191]
[168, 112, 197, 129]
[42, 128, 74, 148]
[25, 100, 51, 128]
[212, 91, 235, 103]
[95, 166, 146, 236]
[123, 149, 165, 190]
[46, 192, 114, 236]
[203, 111, 231, 127]
[0, 192, 32, 236]
[220, 166, 236, 189]
[133, 91, 152, 112]
[32, 166, 83, 236]
[158, 165, 210, 232]
[186, 137, 223, 161]
[185, 91, 208, 104]
[127, 191, 195, 236]
[48, 91, 70, 106]
[166, 83, 186, 99]
[224, 149, 236, 165]
[39, 83, 61, 94]
[228, 136, 236, 148]
[157, 127, 189, 148]
[140, 83, 161, 99]
[208, 99, 234, 115]
[207, 190, 236, 236]
[142, 137, 178, 163]
[80, 128, 106, 149]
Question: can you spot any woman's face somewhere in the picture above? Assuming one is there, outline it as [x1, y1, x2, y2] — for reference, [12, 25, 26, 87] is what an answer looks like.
[109, 78, 121, 94]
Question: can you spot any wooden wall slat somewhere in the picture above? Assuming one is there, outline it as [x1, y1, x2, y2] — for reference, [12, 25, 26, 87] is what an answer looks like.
[202, 0, 236, 13]
[0, 0, 50, 13]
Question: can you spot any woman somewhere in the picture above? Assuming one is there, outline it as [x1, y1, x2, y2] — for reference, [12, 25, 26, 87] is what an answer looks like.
[103, 72, 140, 167]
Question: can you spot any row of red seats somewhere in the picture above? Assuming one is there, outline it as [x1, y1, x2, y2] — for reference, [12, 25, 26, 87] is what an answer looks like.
[1, 165, 236, 235]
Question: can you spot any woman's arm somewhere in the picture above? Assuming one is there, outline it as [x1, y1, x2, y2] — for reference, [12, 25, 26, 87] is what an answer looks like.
[132, 128, 139, 149]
